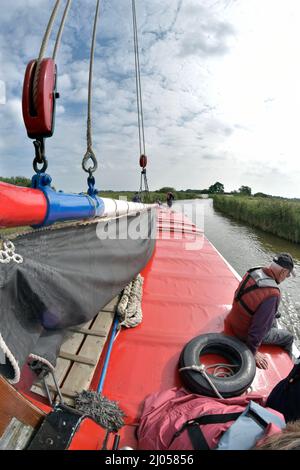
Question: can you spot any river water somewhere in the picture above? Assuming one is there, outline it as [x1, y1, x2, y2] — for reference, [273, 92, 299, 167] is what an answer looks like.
[173, 199, 300, 349]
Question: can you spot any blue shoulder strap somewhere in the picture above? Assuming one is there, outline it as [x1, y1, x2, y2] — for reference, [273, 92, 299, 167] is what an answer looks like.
[216, 401, 285, 450]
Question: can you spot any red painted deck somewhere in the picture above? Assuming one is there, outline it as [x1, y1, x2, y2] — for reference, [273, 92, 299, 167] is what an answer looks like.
[19, 207, 293, 450]
[94, 207, 293, 449]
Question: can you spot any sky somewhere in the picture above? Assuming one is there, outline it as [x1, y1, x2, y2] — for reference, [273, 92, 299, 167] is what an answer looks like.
[0, 0, 300, 197]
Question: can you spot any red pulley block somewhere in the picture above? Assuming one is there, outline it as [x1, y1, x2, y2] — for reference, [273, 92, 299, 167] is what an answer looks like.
[139, 154, 147, 168]
[22, 58, 58, 139]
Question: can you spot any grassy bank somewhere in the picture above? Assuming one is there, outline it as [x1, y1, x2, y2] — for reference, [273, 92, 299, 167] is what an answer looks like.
[99, 190, 203, 202]
[213, 195, 300, 243]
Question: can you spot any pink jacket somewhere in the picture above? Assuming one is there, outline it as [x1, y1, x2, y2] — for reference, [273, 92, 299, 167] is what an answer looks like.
[137, 387, 284, 450]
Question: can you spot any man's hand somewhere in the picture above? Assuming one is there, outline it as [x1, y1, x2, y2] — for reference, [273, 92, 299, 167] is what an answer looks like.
[255, 352, 268, 369]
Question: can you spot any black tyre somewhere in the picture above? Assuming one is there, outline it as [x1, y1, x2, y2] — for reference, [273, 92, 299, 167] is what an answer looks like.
[179, 333, 256, 398]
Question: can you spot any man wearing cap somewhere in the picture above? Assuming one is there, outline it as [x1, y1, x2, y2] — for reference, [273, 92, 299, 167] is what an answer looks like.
[226, 253, 295, 369]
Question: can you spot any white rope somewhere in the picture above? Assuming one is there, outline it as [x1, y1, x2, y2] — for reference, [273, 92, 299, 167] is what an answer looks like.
[33, 0, 62, 108]
[52, 0, 73, 61]
[33, 0, 73, 109]
[204, 363, 239, 378]
[0, 241, 23, 264]
[117, 274, 144, 328]
[82, 0, 101, 175]
[132, 0, 146, 156]
[179, 362, 239, 399]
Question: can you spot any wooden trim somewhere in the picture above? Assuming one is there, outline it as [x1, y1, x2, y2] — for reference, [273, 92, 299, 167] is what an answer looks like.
[0, 376, 44, 437]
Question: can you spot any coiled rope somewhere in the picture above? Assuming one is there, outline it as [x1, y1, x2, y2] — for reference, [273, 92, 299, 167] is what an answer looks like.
[179, 363, 239, 399]
[0, 240, 23, 264]
[117, 274, 144, 328]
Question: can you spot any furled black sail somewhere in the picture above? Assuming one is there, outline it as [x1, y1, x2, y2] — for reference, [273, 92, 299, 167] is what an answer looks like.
[0, 209, 156, 383]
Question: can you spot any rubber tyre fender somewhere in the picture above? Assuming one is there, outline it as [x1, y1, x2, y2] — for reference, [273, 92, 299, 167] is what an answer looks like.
[179, 333, 256, 398]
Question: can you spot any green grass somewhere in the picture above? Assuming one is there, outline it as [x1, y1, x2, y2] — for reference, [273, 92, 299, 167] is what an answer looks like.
[99, 190, 202, 202]
[213, 196, 300, 243]
[0, 227, 29, 238]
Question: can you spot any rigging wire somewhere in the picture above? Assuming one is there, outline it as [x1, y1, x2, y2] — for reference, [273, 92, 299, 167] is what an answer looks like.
[33, 0, 73, 108]
[82, 0, 101, 179]
[131, 0, 149, 201]
[52, 0, 73, 61]
[132, 0, 146, 156]
[132, 0, 142, 156]
[30, 0, 73, 174]
[33, 0, 61, 109]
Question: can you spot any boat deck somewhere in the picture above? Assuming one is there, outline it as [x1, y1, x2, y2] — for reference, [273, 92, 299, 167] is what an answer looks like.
[14, 206, 294, 450]
[91, 207, 293, 449]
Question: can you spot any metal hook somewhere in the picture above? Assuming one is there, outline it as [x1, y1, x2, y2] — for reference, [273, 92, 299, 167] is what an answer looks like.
[82, 149, 98, 174]
[33, 138, 48, 174]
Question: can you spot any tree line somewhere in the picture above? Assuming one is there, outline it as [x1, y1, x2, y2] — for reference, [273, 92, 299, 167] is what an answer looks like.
[157, 183, 257, 197]
[0, 177, 285, 200]
[0, 176, 31, 187]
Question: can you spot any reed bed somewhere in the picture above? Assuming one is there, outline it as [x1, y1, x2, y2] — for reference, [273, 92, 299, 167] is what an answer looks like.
[213, 196, 300, 243]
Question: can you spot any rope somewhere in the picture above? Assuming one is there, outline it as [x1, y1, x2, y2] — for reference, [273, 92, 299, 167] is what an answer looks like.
[117, 274, 144, 328]
[132, 0, 146, 156]
[74, 390, 125, 432]
[0, 240, 23, 264]
[139, 168, 149, 201]
[205, 363, 239, 378]
[132, 0, 150, 200]
[33, 0, 61, 109]
[82, 0, 101, 175]
[33, 0, 73, 109]
[52, 0, 73, 61]
[179, 363, 239, 399]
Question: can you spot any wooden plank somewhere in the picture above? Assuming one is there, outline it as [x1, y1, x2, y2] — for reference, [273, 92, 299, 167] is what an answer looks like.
[68, 327, 107, 337]
[58, 351, 96, 366]
[31, 325, 90, 400]
[102, 296, 120, 312]
[60, 311, 114, 405]
[30, 295, 119, 403]
[0, 377, 44, 438]
[33, 383, 77, 399]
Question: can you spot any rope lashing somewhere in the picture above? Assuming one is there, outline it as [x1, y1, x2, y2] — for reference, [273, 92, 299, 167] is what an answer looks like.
[117, 274, 144, 328]
[82, 0, 101, 180]
[0, 241, 23, 264]
[179, 363, 239, 399]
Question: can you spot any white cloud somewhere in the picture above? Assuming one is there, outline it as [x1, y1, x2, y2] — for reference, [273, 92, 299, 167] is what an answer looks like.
[0, 0, 300, 197]
[0, 80, 5, 104]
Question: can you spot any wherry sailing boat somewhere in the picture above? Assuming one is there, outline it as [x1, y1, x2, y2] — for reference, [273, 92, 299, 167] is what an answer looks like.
[0, 0, 293, 451]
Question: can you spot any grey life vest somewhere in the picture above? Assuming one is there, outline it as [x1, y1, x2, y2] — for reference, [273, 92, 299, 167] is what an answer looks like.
[248, 267, 279, 289]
